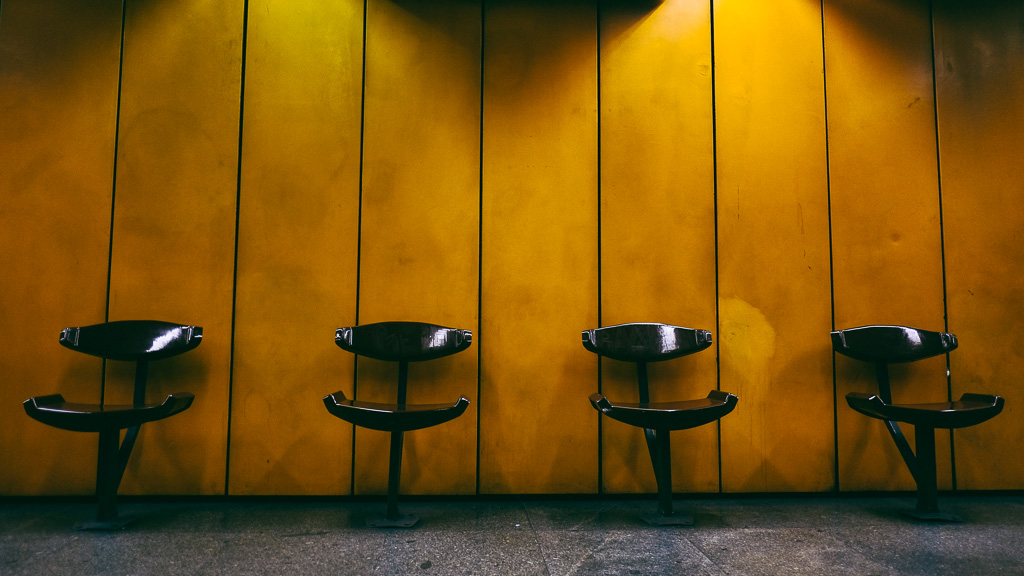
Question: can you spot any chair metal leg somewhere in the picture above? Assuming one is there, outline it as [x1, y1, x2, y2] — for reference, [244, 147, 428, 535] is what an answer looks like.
[641, 429, 693, 526]
[366, 430, 418, 528]
[902, 426, 962, 523]
[76, 429, 136, 530]
[656, 429, 673, 516]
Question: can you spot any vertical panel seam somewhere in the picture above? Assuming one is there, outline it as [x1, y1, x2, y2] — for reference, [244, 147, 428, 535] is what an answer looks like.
[819, 0, 840, 494]
[476, 0, 485, 498]
[224, 0, 250, 497]
[927, 0, 956, 491]
[595, 0, 603, 497]
[709, 0, 723, 495]
[102, 0, 129, 405]
[351, 0, 369, 498]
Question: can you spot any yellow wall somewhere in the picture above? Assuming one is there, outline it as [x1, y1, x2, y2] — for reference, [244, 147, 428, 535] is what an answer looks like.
[826, 0, 949, 492]
[599, 0, 717, 494]
[1, 0, 1021, 496]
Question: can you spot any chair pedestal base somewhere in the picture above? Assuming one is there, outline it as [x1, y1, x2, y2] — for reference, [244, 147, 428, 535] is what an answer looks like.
[75, 515, 137, 531]
[641, 511, 693, 526]
[901, 509, 963, 523]
[366, 513, 419, 528]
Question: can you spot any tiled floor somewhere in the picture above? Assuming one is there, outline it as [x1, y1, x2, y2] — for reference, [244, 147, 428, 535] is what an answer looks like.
[2, 495, 1022, 575]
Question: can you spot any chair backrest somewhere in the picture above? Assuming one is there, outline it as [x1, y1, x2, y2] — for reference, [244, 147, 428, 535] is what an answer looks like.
[60, 320, 203, 362]
[831, 325, 957, 364]
[335, 321, 472, 363]
[582, 323, 712, 363]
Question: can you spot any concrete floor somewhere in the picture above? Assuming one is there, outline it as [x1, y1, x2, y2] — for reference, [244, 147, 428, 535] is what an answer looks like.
[2, 495, 1023, 575]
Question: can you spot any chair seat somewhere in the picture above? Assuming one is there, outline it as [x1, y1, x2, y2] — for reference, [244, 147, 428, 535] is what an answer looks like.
[323, 390, 470, 432]
[845, 392, 1004, 429]
[23, 393, 195, 433]
[589, 390, 738, 431]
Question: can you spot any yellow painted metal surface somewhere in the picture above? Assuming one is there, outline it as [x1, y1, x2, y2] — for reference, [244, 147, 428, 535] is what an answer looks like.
[5, 0, 1024, 499]
[480, 0, 599, 494]
[935, 0, 1024, 490]
[0, 0, 121, 494]
[598, 0, 719, 494]
[228, 0, 363, 495]
[104, 0, 244, 495]
[824, 0, 950, 491]
[355, 0, 481, 495]
[715, 0, 835, 492]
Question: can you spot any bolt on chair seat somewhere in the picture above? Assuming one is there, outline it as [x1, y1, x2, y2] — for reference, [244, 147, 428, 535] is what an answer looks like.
[585, 323, 738, 526]
[323, 321, 471, 528]
[832, 324, 1004, 522]
[23, 320, 201, 530]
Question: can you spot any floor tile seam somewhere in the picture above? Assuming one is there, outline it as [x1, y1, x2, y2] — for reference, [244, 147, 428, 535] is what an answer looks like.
[522, 506, 557, 576]
[688, 527, 899, 576]
[684, 535, 738, 576]
[664, 532, 735, 576]
[547, 530, 617, 576]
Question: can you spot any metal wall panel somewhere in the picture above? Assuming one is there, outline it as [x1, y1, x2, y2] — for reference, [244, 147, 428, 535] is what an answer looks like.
[229, 0, 363, 495]
[105, 0, 244, 495]
[355, 0, 481, 495]
[3, 0, 1023, 497]
[715, 0, 835, 492]
[825, 0, 950, 492]
[936, 0, 1024, 490]
[479, 0, 600, 494]
[0, 0, 121, 494]
[598, 0, 719, 494]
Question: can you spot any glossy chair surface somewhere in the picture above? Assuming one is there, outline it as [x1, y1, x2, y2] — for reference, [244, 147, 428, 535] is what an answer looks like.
[335, 321, 471, 362]
[831, 324, 957, 364]
[57, 320, 203, 361]
[23, 320, 201, 530]
[585, 323, 737, 525]
[845, 392, 1003, 430]
[323, 321, 472, 528]
[589, 390, 737, 431]
[582, 322, 712, 363]
[833, 324, 1004, 522]
[24, 393, 194, 433]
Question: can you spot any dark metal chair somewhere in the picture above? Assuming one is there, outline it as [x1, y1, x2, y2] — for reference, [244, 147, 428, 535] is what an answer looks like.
[23, 320, 201, 529]
[323, 321, 471, 527]
[832, 324, 1004, 521]
[585, 323, 738, 525]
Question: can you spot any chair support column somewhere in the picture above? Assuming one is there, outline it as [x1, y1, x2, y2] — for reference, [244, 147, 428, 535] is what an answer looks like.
[876, 363, 918, 481]
[641, 427, 692, 526]
[900, 425, 962, 522]
[366, 360, 419, 528]
[95, 428, 120, 522]
[634, 361, 693, 525]
[914, 426, 938, 514]
[637, 363, 661, 473]
[385, 430, 405, 520]
[77, 428, 136, 530]
[81, 359, 150, 529]
[655, 429, 673, 517]
[367, 429, 417, 527]
[110, 360, 148, 490]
